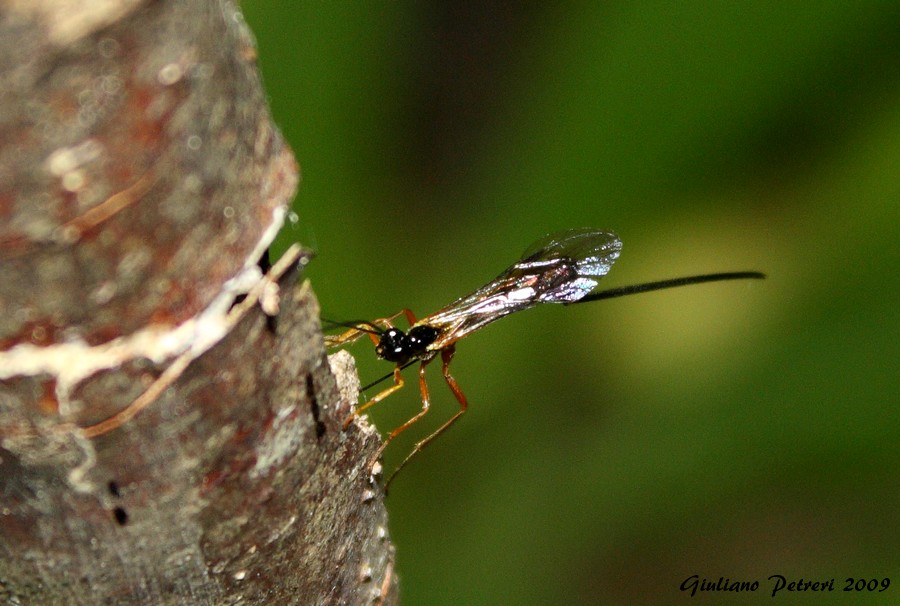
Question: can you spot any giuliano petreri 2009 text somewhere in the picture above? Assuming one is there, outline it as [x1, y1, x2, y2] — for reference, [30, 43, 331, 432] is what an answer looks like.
[680, 574, 891, 598]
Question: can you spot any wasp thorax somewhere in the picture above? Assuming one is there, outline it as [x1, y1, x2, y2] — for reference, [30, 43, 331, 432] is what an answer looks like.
[407, 325, 439, 350]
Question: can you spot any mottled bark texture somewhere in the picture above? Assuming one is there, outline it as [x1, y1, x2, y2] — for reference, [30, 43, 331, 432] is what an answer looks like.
[0, 1, 396, 604]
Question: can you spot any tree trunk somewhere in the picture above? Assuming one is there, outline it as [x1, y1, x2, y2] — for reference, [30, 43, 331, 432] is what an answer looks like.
[0, 1, 396, 604]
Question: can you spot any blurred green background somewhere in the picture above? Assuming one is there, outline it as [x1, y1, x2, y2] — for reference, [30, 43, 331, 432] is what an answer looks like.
[244, 2, 898, 604]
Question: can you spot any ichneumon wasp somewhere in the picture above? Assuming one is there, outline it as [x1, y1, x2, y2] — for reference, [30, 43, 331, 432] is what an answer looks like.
[326, 228, 764, 490]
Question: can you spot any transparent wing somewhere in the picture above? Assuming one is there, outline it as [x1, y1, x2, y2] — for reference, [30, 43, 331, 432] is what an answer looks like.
[420, 228, 622, 349]
[517, 228, 622, 301]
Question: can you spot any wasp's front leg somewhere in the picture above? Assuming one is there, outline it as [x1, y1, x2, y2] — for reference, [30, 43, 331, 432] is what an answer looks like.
[323, 308, 419, 349]
[323, 312, 397, 348]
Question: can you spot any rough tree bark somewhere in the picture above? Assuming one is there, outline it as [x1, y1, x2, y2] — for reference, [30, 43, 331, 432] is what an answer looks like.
[0, 1, 396, 604]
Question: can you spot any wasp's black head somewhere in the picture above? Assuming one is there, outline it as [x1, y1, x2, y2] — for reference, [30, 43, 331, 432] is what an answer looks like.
[375, 328, 410, 363]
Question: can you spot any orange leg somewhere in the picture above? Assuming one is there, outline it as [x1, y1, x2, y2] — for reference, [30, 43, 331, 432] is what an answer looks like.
[337, 308, 422, 428]
[399, 308, 418, 326]
[343, 365, 405, 429]
[324, 311, 402, 348]
[370, 358, 434, 472]
[383, 345, 467, 491]
[324, 308, 418, 348]
[376, 555, 394, 605]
